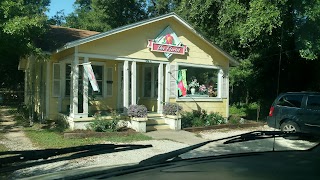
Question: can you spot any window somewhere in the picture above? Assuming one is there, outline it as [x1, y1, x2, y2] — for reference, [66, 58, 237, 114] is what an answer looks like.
[88, 65, 103, 96]
[307, 95, 320, 110]
[177, 65, 219, 97]
[65, 64, 103, 97]
[277, 95, 303, 108]
[53, 63, 60, 97]
[106, 67, 113, 96]
[143, 66, 152, 97]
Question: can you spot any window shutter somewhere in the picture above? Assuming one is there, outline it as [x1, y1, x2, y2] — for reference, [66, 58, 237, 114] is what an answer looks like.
[221, 71, 229, 98]
[106, 67, 113, 96]
[53, 63, 61, 97]
[169, 64, 177, 98]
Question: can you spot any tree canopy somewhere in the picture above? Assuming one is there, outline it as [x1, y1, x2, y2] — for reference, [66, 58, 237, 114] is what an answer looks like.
[0, 0, 49, 89]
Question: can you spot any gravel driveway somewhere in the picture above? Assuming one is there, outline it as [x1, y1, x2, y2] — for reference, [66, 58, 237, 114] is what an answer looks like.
[10, 125, 319, 179]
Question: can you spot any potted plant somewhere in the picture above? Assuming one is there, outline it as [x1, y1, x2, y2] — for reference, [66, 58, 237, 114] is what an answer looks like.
[208, 85, 217, 97]
[188, 77, 199, 95]
[198, 84, 207, 95]
[127, 104, 148, 132]
[163, 103, 183, 130]
[128, 104, 148, 120]
[163, 103, 183, 117]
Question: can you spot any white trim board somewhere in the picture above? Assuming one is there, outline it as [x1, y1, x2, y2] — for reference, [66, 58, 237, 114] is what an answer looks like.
[77, 53, 170, 64]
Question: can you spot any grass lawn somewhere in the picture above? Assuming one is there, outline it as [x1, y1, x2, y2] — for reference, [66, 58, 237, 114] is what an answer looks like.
[24, 125, 152, 149]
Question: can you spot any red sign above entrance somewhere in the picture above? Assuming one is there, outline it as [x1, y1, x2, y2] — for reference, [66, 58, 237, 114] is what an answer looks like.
[147, 26, 188, 59]
[147, 40, 188, 55]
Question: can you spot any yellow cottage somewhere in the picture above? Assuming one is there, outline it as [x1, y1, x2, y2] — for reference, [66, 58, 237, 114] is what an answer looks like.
[18, 13, 238, 131]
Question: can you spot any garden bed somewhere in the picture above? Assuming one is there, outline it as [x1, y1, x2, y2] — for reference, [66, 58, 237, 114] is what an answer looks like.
[183, 121, 266, 132]
[64, 127, 138, 139]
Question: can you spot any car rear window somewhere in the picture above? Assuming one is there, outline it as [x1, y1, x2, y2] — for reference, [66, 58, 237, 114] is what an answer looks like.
[277, 95, 303, 108]
[306, 95, 320, 110]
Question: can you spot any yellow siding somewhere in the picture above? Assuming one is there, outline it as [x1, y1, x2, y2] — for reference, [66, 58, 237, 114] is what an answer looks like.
[78, 18, 228, 69]
[169, 98, 227, 118]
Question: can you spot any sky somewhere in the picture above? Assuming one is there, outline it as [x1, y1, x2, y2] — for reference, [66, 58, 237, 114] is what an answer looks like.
[47, 0, 76, 17]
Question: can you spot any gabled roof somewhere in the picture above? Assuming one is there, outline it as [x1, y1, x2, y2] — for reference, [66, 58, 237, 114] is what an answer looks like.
[54, 13, 239, 66]
[35, 25, 100, 52]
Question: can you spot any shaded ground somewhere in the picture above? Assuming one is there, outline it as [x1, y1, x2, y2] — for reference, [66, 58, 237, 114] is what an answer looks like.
[0, 106, 36, 151]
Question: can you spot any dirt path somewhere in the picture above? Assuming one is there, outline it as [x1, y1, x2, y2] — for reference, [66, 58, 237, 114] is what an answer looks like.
[0, 106, 36, 151]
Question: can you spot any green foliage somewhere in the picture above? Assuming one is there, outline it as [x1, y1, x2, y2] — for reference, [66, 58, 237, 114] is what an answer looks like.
[65, 0, 148, 31]
[181, 110, 226, 128]
[87, 111, 120, 132]
[230, 102, 260, 120]
[0, 0, 49, 90]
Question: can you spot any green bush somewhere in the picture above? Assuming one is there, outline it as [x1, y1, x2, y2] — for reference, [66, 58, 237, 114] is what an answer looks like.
[230, 102, 260, 120]
[181, 110, 226, 128]
[204, 112, 226, 125]
[181, 111, 193, 128]
[87, 111, 119, 132]
[228, 115, 241, 124]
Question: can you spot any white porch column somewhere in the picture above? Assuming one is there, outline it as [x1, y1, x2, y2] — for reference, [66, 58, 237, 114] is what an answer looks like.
[165, 64, 170, 103]
[70, 55, 79, 118]
[82, 57, 89, 117]
[157, 63, 164, 114]
[131, 61, 137, 105]
[123, 60, 129, 113]
[218, 69, 223, 98]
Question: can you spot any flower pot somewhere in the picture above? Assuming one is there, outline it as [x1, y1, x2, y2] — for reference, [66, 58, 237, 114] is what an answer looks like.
[191, 87, 196, 95]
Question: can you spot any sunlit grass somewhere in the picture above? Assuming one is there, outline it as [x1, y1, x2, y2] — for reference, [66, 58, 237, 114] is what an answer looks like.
[24, 125, 152, 149]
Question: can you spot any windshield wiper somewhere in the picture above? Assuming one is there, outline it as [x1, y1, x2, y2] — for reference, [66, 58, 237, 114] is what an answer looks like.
[139, 131, 315, 166]
[0, 144, 152, 174]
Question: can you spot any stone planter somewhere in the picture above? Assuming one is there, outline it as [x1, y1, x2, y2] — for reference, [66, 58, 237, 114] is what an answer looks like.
[131, 117, 148, 133]
[164, 114, 181, 130]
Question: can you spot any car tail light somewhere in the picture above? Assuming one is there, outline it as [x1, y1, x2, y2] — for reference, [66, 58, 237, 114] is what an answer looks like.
[269, 106, 275, 117]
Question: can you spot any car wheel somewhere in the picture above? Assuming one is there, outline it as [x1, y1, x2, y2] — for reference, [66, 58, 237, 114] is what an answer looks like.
[280, 121, 300, 132]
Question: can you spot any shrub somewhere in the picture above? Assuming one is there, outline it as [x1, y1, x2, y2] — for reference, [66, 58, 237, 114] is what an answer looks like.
[128, 104, 147, 118]
[181, 110, 226, 128]
[181, 111, 193, 128]
[204, 112, 226, 125]
[87, 111, 119, 132]
[163, 103, 183, 115]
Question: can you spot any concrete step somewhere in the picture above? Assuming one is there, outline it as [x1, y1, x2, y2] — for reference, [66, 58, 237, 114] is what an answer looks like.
[146, 124, 170, 131]
[147, 119, 166, 125]
[147, 113, 163, 118]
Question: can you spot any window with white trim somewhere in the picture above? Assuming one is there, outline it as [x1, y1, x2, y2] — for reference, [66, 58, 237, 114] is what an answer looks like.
[65, 64, 104, 97]
[53, 63, 60, 97]
[143, 65, 158, 98]
[106, 67, 113, 96]
[177, 65, 219, 98]
[88, 65, 103, 96]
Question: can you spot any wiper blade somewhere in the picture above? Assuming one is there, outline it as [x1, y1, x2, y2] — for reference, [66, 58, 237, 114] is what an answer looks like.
[139, 131, 314, 166]
[0, 144, 152, 174]
[223, 131, 313, 144]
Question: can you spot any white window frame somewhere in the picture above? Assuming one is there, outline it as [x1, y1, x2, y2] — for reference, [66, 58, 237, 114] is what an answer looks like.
[176, 62, 223, 102]
[106, 67, 113, 97]
[142, 64, 158, 98]
[62, 60, 106, 98]
[88, 62, 106, 98]
[52, 63, 61, 97]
